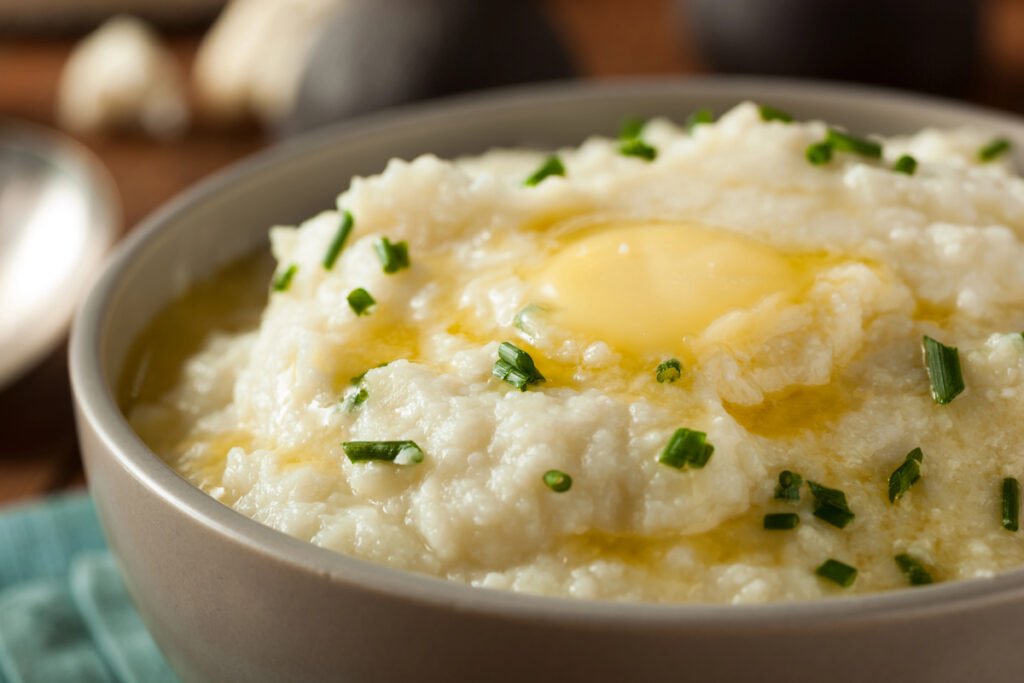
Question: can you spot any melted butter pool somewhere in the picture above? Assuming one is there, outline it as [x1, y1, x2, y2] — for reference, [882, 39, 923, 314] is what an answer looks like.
[532, 221, 824, 357]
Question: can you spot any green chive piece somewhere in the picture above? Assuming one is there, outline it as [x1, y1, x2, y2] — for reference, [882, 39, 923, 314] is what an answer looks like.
[322, 210, 354, 270]
[619, 116, 645, 140]
[513, 304, 545, 337]
[826, 128, 883, 158]
[342, 440, 424, 465]
[492, 360, 529, 391]
[493, 342, 545, 391]
[763, 513, 800, 530]
[524, 155, 565, 186]
[686, 108, 714, 132]
[619, 139, 657, 161]
[807, 481, 855, 529]
[347, 387, 368, 410]
[497, 343, 543, 378]
[271, 264, 298, 292]
[979, 137, 1011, 162]
[893, 154, 917, 175]
[774, 470, 803, 501]
[806, 141, 833, 165]
[758, 104, 793, 123]
[374, 237, 410, 274]
[812, 504, 855, 529]
[815, 559, 858, 587]
[922, 336, 965, 405]
[655, 358, 682, 383]
[658, 428, 714, 470]
[347, 287, 376, 316]
[1003, 477, 1020, 531]
[888, 447, 924, 503]
[543, 470, 572, 492]
[350, 362, 389, 386]
[894, 553, 934, 586]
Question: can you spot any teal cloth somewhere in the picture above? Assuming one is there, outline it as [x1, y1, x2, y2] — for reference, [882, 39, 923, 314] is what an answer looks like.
[0, 493, 177, 683]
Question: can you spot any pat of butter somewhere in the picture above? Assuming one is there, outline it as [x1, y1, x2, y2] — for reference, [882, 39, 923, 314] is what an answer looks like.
[534, 222, 808, 354]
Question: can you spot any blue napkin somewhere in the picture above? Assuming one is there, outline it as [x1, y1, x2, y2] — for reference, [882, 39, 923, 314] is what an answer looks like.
[0, 493, 177, 683]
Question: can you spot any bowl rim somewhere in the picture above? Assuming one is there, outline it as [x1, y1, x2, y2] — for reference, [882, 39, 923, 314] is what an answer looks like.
[70, 75, 1024, 629]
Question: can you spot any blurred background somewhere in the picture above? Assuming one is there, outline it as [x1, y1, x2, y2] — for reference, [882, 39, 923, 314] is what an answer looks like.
[3, 0, 1024, 505]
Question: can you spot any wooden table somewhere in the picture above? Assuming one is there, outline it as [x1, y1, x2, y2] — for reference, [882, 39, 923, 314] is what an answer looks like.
[2, 0, 1024, 505]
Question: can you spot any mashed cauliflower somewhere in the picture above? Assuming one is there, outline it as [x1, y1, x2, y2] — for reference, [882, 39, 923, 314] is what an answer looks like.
[128, 102, 1024, 603]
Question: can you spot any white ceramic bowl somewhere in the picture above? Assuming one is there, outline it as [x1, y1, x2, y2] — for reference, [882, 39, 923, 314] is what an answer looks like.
[70, 79, 1024, 683]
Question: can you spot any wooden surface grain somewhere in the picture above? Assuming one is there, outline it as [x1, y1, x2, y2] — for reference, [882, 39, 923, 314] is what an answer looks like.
[3, 0, 1024, 505]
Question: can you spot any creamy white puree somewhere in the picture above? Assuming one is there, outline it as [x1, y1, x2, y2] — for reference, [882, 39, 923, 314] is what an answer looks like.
[129, 103, 1024, 602]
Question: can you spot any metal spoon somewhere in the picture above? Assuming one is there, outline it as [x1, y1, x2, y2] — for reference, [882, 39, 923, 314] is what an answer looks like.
[0, 121, 119, 390]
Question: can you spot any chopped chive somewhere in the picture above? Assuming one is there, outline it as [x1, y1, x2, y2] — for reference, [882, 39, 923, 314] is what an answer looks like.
[807, 480, 855, 529]
[658, 428, 714, 470]
[686, 108, 714, 132]
[619, 116, 645, 140]
[774, 470, 803, 502]
[513, 303, 545, 337]
[322, 210, 354, 270]
[524, 155, 565, 186]
[342, 440, 424, 465]
[815, 558, 858, 587]
[763, 512, 800, 530]
[894, 553, 934, 586]
[347, 387, 368, 410]
[497, 342, 543, 379]
[806, 141, 833, 165]
[347, 287, 376, 316]
[893, 154, 917, 175]
[350, 362, 389, 386]
[271, 264, 298, 292]
[888, 447, 923, 503]
[619, 139, 657, 161]
[492, 342, 545, 391]
[979, 137, 1011, 162]
[374, 237, 410, 274]
[826, 128, 882, 158]
[1003, 477, 1020, 531]
[812, 503, 855, 529]
[543, 469, 572, 492]
[492, 360, 529, 390]
[922, 336, 965, 405]
[758, 104, 793, 123]
[655, 358, 682, 383]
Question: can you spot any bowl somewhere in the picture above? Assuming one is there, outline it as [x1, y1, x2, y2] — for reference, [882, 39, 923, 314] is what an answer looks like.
[69, 78, 1024, 683]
